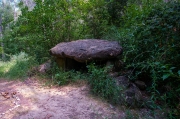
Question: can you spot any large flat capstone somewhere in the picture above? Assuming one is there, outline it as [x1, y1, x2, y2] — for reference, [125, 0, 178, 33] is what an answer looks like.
[50, 39, 123, 62]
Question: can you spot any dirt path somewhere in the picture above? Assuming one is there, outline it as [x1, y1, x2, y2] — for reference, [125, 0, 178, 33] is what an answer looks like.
[0, 78, 124, 119]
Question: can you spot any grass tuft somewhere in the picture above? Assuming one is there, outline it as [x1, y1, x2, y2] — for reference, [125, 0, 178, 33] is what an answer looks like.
[0, 52, 37, 79]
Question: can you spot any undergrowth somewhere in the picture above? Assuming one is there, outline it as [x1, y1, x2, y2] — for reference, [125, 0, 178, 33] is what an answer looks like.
[0, 52, 37, 79]
[49, 62, 87, 86]
[87, 63, 120, 104]
[117, 1, 180, 118]
[0, 0, 179, 118]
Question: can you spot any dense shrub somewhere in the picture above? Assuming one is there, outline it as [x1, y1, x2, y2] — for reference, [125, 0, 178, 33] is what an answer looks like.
[1, 1, 180, 117]
[54, 69, 85, 86]
[0, 52, 37, 79]
[119, 0, 180, 112]
[3, 0, 111, 63]
[107, 0, 127, 26]
[87, 63, 120, 104]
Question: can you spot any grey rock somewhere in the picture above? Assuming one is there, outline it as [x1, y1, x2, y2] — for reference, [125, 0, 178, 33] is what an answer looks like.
[126, 90, 135, 97]
[135, 80, 147, 90]
[38, 60, 51, 73]
[50, 39, 123, 62]
[27, 60, 51, 77]
[115, 76, 129, 88]
[123, 84, 142, 107]
[108, 72, 119, 78]
[125, 97, 135, 107]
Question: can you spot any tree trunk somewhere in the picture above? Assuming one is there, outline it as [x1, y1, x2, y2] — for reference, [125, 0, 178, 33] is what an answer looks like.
[0, 14, 5, 60]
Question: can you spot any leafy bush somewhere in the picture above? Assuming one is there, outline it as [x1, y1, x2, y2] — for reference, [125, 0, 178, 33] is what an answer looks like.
[54, 69, 86, 86]
[3, 0, 112, 63]
[107, 0, 127, 26]
[0, 52, 37, 79]
[87, 63, 120, 103]
[119, 0, 180, 111]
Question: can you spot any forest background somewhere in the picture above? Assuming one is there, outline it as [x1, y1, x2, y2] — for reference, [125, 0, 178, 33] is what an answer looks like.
[0, 0, 180, 118]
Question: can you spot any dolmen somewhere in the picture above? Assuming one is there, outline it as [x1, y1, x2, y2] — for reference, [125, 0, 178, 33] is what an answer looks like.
[50, 39, 123, 70]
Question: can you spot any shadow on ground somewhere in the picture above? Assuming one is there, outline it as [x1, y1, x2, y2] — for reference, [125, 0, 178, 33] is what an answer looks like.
[0, 78, 124, 119]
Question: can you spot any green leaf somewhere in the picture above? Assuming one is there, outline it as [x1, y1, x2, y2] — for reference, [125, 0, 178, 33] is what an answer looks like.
[176, 88, 180, 92]
[178, 70, 180, 76]
[155, 62, 160, 65]
[162, 73, 170, 80]
[170, 67, 176, 70]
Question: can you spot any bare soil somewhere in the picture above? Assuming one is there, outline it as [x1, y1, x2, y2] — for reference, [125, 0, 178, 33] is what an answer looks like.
[0, 78, 125, 119]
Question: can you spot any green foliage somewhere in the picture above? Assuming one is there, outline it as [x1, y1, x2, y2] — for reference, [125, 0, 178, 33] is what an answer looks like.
[87, 63, 120, 103]
[3, 0, 114, 63]
[107, 0, 128, 26]
[2, 0, 180, 117]
[118, 0, 180, 112]
[82, 0, 110, 38]
[0, 1, 14, 29]
[0, 52, 37, 79]
[54, 69, 85, 86]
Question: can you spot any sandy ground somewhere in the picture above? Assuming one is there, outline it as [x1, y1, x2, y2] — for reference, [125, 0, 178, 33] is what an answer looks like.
[0, 78, 125, 119]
